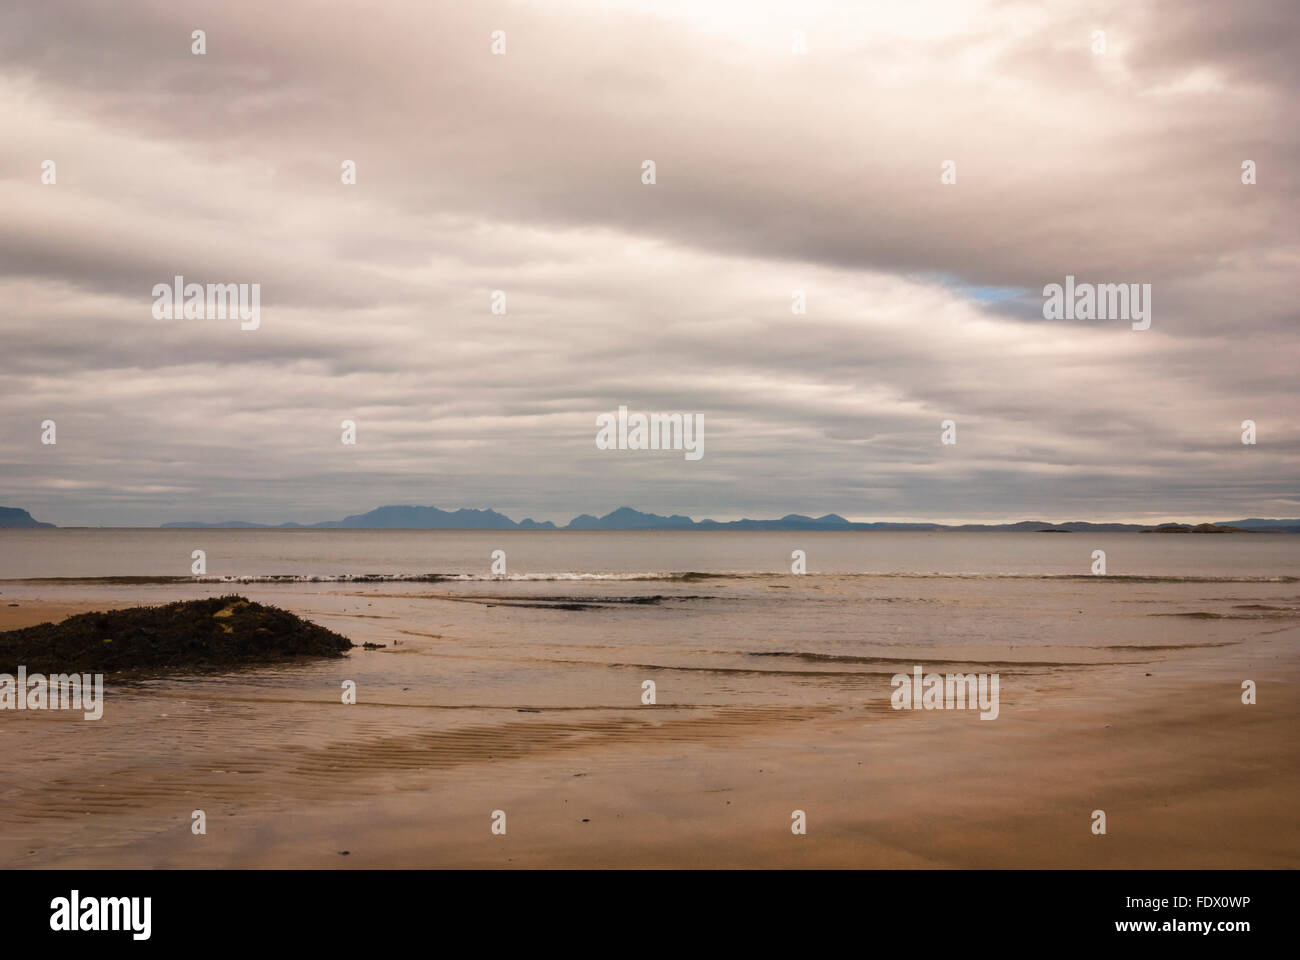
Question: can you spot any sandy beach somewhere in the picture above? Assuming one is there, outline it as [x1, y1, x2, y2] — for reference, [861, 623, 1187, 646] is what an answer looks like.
[2, 561, 1296, 869]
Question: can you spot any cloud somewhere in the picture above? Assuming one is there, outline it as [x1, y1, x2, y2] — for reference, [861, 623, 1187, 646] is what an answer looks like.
[0, 0, 1295, 525]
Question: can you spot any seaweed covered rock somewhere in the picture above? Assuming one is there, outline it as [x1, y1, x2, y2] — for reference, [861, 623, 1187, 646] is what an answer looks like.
[0, 596, 353, 674]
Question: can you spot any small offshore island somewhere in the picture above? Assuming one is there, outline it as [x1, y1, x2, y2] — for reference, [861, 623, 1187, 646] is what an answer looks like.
[1139, 523, 1255, 534]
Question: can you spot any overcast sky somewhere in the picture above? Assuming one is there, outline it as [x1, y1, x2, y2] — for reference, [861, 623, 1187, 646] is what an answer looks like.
[1, 0, 1296, 526]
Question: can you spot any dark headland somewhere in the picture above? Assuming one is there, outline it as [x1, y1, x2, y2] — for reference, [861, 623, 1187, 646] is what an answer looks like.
[0, 507, 54, 528]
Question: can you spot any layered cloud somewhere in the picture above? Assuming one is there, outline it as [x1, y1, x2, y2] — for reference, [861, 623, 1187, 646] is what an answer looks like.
[0, 0, 1295, 525]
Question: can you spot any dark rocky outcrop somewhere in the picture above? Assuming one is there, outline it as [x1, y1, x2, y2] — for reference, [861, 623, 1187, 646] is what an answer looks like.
[0, 596, 353, 674]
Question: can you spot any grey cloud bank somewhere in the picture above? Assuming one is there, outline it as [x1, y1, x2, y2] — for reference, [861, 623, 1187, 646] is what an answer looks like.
[0, 0, 1296, 526]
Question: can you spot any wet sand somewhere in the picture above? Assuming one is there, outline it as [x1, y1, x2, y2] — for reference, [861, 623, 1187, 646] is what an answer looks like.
[1, 576, 1297, 868]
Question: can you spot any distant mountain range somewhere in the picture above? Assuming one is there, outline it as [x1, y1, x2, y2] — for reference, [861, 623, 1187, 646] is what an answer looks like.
[5, 504, 1299, 532]
[151, 505, 1300, 533]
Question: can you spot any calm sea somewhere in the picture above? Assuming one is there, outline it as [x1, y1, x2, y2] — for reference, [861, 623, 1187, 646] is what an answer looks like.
[2, 528, 1298, 580]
